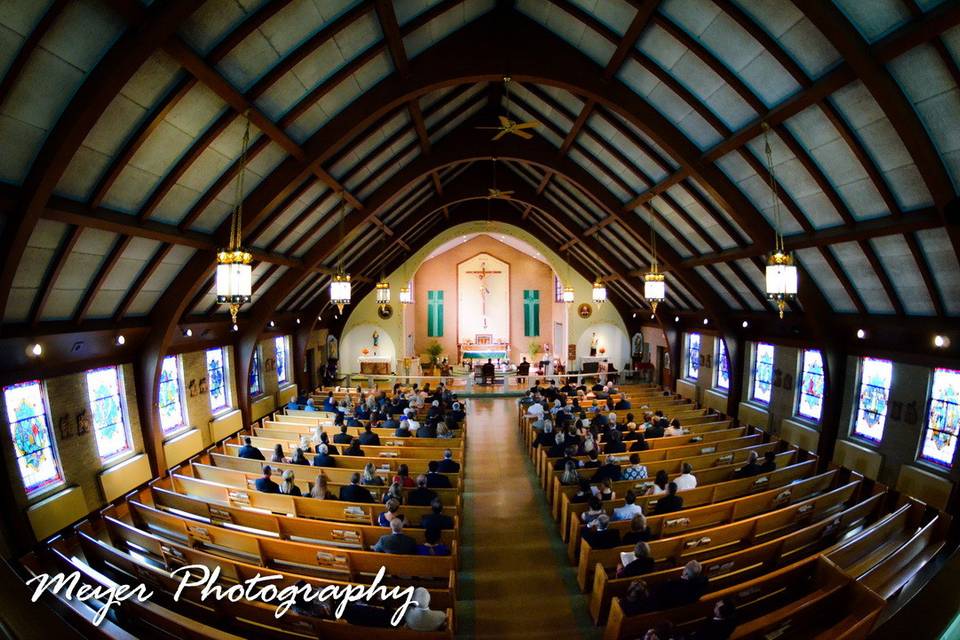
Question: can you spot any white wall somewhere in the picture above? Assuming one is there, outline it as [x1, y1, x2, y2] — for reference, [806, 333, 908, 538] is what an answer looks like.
[576, 323, 630, 369]
[340, 323, 397, 373]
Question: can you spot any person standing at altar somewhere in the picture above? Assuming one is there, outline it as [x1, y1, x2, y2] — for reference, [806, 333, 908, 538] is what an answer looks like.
[590, 332, 599, 356]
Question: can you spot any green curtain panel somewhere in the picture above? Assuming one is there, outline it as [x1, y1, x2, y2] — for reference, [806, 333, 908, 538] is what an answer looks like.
[427, 290, 444, 337]
[523, 289, 540, 337]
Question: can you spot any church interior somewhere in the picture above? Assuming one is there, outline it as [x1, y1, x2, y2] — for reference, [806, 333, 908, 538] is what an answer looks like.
[1, 0, 960, 638]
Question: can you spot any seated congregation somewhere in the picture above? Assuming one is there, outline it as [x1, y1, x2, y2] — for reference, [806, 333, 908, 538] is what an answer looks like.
[520, 379, 949, 640]
[22, 384, 467, 638]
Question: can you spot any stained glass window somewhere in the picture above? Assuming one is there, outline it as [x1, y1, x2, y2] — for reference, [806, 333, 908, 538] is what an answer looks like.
[3, 380, 62, 495]
[797, 350, 825, 422]
[686, 333, 701, 380]
[920, 368, 960, 467]
[752, 343, 775, 405]
[158, 356, 187, 435]
[274, 336, 288, 384]
[85, 367, 131, 460]
[716, 339, 730, 391]
[250, 348, 263, 397]
[206, 348, 229, 412]
[854, 357, 893, 443]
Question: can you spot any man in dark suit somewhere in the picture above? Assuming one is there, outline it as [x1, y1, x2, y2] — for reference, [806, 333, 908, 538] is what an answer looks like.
[372, 518, 417, 554]
[358, 423, 381, 446]
[420, 498, 454, 530]
[653, 482, 683, 515]
[604, 430, 627, 454]
[698, 599, 737, 640]
[734, 451, 761, 478]
[254, 466, 280, 493]
[238, 436, 265, 460]
[517, 358, 531, 385]
[591, 455, 623, 483]
[416, 421, 436, 439]
[332, 425, 352, 445]
[436, 449, 460, 473]
[424, 460, 452, 488]
[618, 541, 655, 578]
[582, 449, 601, 469]
[657, 560, 709, 608]
[481, 359, 495, 385]
[312, 444, 336, 468]
[645, 419, 665, 439]
[581, 514, 621, 549]
[407, 475, 437, 506]
[339, 472, 375, 503]
[757, 450, 777, 474]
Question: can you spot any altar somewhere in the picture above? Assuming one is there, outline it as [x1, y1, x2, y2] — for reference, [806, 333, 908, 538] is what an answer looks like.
[578, 355, 612, 373]
[458, 342, 510, 363]
[358, 356, 391, 375]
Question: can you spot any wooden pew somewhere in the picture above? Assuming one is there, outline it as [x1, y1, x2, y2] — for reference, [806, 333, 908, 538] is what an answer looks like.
[220, 444, 457, 474]
[558, 450, 803, 538]
[235, 435, 463, 461]
[207, 451, 462, 487]
[127, 500, 457, 584]
[165, 473, 454, 526]
[73, 529, 455, 639]
[577, 476, 865, 591]
[602, 555, 884, 640]
[183, 462, 462, 509]
[587, 488, 885, 623]
[565, 458, 821, 558]
[95, 517, 456, 609]
[256, 422, 464, 448]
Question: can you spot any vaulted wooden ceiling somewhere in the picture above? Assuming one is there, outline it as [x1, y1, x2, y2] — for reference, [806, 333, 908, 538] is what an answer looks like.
[1, 0, 960, 354]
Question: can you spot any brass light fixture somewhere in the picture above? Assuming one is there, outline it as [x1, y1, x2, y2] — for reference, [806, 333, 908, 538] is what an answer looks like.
[216, 114, 254, 324]
[644, 206, 666, 314]
[329, 193, 351, 313]
[761, 123, 798, 319]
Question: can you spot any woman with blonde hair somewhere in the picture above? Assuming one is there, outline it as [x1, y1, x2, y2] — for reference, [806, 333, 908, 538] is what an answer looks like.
[560, 460, 580, 486]
[361, 462, 385, 486]
[310, 474, 335, 500]
[289, 446, 310, 466]
[279, 470, 302, 496]
[436, 422, 453, 439]
[382, 481, 404, 505]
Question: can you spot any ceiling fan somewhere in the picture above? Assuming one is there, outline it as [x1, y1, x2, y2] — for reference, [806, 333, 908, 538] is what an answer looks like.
[475, 76, 540, 141]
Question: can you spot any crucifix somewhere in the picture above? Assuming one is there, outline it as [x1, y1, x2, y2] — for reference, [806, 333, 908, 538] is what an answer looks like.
[466, 261, 502, 329]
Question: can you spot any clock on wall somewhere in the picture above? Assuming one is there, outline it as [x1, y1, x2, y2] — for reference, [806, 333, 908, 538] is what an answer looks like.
[378, 304, 393, 319]
[578, 303, 592, 318]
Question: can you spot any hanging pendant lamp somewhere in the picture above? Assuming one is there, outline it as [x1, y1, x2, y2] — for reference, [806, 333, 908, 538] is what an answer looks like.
[216, 114, 254, 324]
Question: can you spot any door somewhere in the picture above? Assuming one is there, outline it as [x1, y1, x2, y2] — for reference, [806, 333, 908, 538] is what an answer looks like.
[656, 346, 665, 386]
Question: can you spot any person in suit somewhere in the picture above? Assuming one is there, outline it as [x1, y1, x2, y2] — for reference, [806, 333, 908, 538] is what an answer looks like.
[254, 466, 280, 493]
[316, 431, 338, 456]
[394, 417, 411, 437]
[644, 419, 665, 439]
[517, 358, 531, 385]
[696, 599, 737, 640]
[238, 436, 265, 460]
[415, 528, 451, 558]
[421, 497, 454, 530]
[582, 449, 601, 469]
[339, 472, 375, 503]
[407, 475, 438, 507]
[604, 429, 627, 454]
[436, 449, 460, 474]
[415, 419, 436, 439]
[618, 541, 655, 578]
[332, 425, 352, 445]
[591, 455, 623, 484]
[757, 450, 777, 474]
[372, 517, 417, 554]
[653, 482, 684, 515]
[312, 444, 336, 468]
[734, 451, 761, 478]
[343, 438, 365, 456]
[424, 460, 452, 489]
[657, 560, 709, 608]
[358, 423, 381, 446]
[619, 579, 656, 616]
[481, 359, 496, 385]
[582, 514, 621, 549]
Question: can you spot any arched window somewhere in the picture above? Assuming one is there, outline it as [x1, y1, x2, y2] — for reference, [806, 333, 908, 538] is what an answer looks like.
[3, 380, 62, 495]
[686, 333, 701, 380]
[716, 339, 730, 391]
[158, 356, 187, 435]
[85, 366, 131, 460]
[751, 343, 775, 405]
[853, 358, 892, 443]
[920, 368, 960, 467]
[274, 336, 289, 384]
[796, 350, 825, 422]
[206, 348, 230, 412]
[250, 347, 263, 397]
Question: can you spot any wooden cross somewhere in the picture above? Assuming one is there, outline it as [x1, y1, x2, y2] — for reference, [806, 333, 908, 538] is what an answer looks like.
[466, 262, 502, 280]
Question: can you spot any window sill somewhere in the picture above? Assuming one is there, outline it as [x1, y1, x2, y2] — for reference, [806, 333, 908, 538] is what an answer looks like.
[278, 383, 296, 391]
[211, 407, 237, 419]
[162, 425, 193, 443]
[913, 458, 953, 477]
[707, 388, 728, 397]
[847, 434, 882, 451]
[790, 414, 821, 430]
[100, 448, 136, 469]
[26, 481, 67, 505]
[743, 400, 770, 411]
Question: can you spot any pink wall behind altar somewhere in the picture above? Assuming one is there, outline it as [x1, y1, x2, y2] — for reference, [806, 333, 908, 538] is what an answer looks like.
[412, 235, 556, 363]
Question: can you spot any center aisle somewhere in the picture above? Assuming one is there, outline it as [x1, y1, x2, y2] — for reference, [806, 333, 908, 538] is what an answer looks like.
[457, 398, 600, 639]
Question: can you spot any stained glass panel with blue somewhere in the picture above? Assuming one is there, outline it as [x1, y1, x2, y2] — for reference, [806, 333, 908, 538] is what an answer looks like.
[3, 380, 61, 494]
[158, 356, 186, 434]
[716, 339, 730, 390]
[206, 348, 229, 412]
[686, 333, 700, 380]
[854, 358, 892, 443]
[752, 343, 775, 405]
[274, 336, 287, 384]
[85, 366, 130, 460]
[797, 350, 825, 422]
[921, 368, 960, 467]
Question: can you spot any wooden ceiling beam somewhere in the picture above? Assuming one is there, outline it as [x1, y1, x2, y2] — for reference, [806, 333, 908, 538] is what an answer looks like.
[603, 1, 660, 79]
[113, 244, 173, 322]
[29, 226, 82, 326]
[74, 236, 132, 324]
